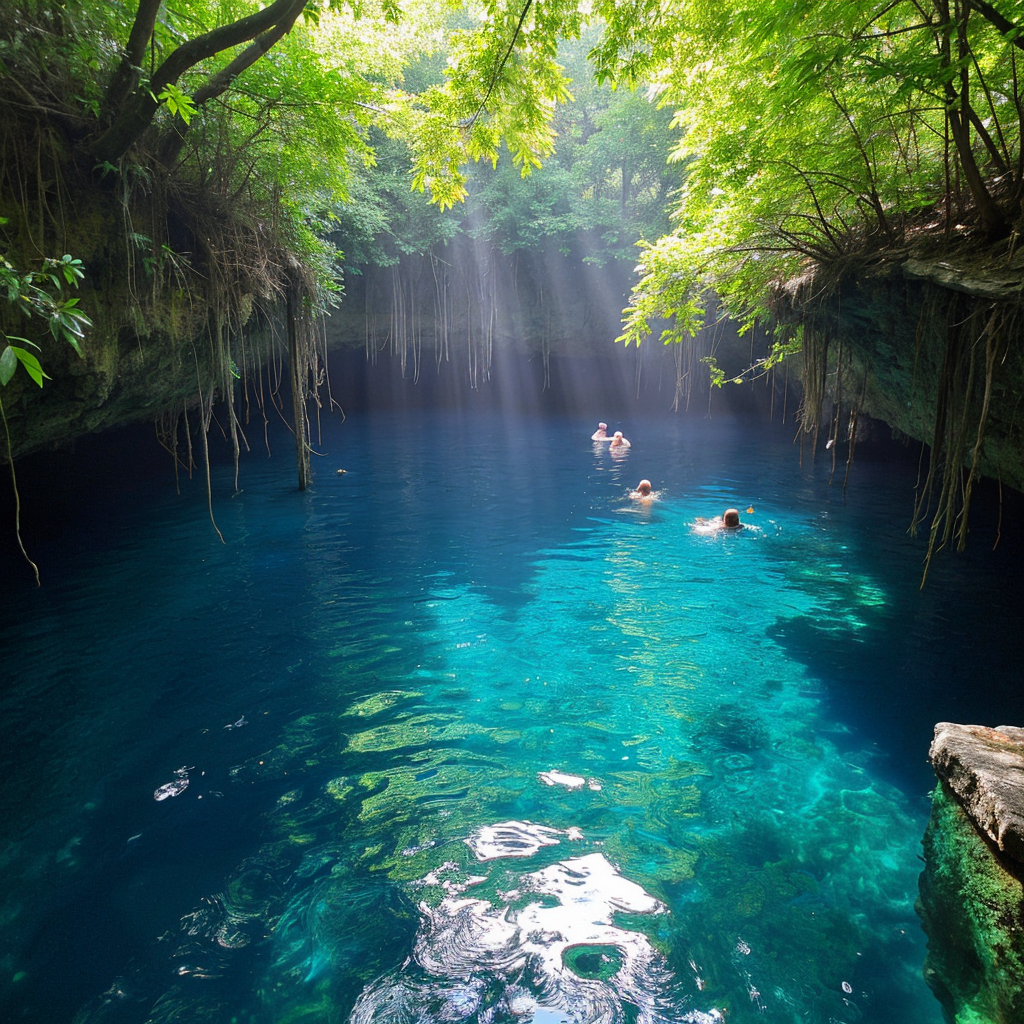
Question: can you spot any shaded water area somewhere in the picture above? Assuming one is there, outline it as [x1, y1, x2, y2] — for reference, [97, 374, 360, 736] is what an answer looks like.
[2, 408, 1023, 1024]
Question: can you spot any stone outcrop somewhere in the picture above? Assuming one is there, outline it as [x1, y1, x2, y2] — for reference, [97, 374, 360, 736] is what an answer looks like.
[930, 723, 1024, 865]
[918, 723, 1024, 1024]
[779, 248, 1024, 495]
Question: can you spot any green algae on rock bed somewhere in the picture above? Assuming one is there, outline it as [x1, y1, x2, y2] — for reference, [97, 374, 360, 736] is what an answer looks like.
[918, 780, 1024, 1024]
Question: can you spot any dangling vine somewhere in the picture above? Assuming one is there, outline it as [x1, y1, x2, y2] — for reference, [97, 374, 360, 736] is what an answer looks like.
[777, 257, 1021, 587]
[1, 253, 92, 584]
[911, 292, 1017, 585]
[430, 252, 452, 371]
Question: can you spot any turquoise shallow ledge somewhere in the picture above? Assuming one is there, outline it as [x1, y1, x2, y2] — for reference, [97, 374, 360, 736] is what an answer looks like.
[2, 409, 1022, 1024]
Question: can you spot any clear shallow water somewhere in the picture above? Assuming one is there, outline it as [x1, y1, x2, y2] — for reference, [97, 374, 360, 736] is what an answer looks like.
[2, 409, 1022, 1024]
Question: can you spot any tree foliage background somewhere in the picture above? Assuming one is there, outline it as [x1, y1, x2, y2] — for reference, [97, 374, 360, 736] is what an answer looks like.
[608, 0, 1024, 355]
[4, 0, 1024, 458]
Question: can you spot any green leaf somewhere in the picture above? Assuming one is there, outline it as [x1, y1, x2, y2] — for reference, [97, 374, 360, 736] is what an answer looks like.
[8, 347, 51, 387]
[157, 83, 197, 126]
[59, 255, 85, 285]
[3, 334, 37, 349]
[0, 345, 16, 386]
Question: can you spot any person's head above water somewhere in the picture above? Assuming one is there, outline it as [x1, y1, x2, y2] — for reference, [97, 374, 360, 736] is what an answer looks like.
[723, 508, 741, 528]
[629, 479, 653, 502]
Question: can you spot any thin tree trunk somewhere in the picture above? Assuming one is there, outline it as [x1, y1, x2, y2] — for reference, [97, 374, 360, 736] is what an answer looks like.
[936, 0, 1006, 235]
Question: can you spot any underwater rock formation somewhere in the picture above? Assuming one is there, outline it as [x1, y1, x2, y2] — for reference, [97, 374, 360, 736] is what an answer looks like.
[918, 722, 1024, 1024]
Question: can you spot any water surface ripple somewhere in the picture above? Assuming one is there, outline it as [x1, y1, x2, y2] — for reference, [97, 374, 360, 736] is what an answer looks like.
[3, 410, 1022, 1024]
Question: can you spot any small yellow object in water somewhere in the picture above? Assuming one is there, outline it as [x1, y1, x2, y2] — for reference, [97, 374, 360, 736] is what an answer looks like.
[746, 506, 754, 514]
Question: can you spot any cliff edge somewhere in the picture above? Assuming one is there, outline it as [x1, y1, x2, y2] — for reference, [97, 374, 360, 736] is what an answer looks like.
[918, 723, 1024, 1024]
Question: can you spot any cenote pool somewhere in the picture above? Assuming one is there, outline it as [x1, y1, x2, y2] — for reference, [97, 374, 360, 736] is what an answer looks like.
[2, 408, 1022, 1024]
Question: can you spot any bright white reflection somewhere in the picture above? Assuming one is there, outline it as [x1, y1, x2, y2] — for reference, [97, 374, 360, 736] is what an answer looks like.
[349, 829, 725, 1024]
[466, 819, 564, 861]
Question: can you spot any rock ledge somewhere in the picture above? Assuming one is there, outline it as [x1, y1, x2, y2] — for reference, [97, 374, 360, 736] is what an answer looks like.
[919, 722, 1024, 1023]
[929, 721, 1024, 868]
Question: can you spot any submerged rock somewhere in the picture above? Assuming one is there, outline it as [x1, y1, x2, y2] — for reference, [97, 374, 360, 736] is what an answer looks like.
[917, 723, 1024, 1024]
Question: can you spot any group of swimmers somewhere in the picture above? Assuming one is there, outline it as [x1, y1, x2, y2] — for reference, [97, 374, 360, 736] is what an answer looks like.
[590, 422, 631, 449]
[591, 421, 747, 531]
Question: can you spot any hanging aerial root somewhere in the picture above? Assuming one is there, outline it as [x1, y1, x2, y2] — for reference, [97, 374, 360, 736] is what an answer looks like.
[916, 296, 1014, 587]
[957, 305, 1009, 551]
[0, 396, 40, 586]
[192, 343, 225, 544]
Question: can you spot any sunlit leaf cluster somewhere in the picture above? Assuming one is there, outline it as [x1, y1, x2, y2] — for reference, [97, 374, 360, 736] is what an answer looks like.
[605, 0, 1024, 350]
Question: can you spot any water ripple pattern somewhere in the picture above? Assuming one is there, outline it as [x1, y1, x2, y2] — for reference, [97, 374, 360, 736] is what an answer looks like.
[4, 410, 1020, 1024]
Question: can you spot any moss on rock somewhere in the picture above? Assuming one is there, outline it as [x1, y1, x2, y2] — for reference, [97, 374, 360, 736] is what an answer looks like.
[917, 780, 1024, 1024]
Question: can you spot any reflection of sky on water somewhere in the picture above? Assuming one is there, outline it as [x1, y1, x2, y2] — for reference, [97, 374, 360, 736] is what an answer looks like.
[352, 822, 722, 1024]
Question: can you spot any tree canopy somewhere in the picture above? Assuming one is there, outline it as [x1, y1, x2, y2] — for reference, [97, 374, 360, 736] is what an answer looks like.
[5, 0, 1024, 414]
[6, 1, 1024, 339]
[609, 0, 1024, 358]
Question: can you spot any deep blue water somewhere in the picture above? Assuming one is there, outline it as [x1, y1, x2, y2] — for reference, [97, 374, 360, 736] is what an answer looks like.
[2, 408, 1022, 1024]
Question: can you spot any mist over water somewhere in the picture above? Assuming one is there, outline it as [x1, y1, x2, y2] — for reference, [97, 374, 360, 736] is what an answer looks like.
[2, 405, 1022, 1024]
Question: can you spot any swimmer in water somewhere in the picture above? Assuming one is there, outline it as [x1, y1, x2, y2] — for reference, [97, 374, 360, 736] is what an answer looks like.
[609, 431, 631, 449]
[694, 507, 747, 534]
[630, 479, 655, 503]
[591, 422, 610, 441]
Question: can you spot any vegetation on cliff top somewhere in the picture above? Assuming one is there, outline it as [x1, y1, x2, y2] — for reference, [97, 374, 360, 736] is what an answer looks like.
[601, 0, 1024, 580]
[613, 0, 1024, 339]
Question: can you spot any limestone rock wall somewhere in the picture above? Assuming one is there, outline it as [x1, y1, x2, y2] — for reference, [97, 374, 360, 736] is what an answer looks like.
[783, 255, 1024, 495]
[918, 723, 1024, 1024]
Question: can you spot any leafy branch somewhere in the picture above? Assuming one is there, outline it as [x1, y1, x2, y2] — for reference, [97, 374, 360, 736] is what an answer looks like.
[1, 249, 91, 585]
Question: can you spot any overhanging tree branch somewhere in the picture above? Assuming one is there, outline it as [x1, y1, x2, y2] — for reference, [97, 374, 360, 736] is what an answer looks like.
[158, 12, 303, 167]
[92, 0, 308, 165]
[965, 0, 1024, 50]
[103, 0, 163, 114]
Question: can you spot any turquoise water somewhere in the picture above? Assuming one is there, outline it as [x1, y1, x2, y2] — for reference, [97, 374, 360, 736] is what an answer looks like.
[2, 409, 1021, 1024]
